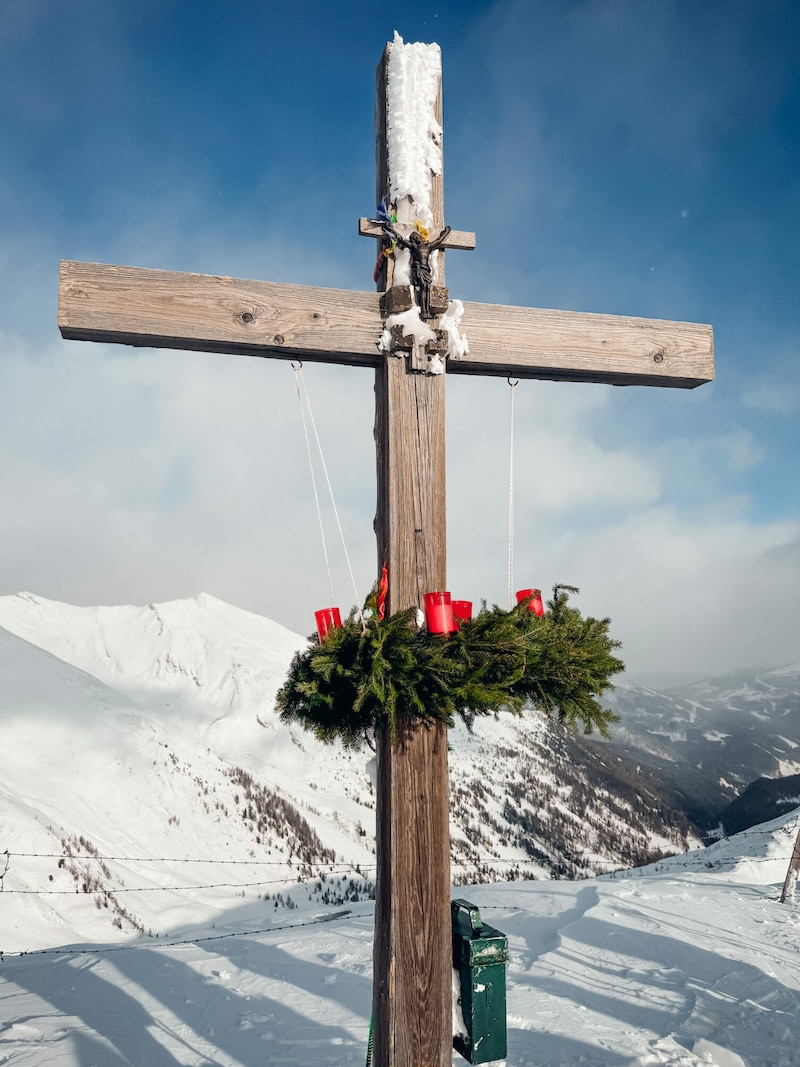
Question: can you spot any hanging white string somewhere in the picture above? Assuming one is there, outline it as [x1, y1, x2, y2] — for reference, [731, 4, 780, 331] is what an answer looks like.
[293, 364, 335, 606]
[507, 378, 518, 610]
[292, 364, 360, 609]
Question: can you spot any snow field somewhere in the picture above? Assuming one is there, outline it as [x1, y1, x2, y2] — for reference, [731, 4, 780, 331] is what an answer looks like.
[3, 845, 800, 1065]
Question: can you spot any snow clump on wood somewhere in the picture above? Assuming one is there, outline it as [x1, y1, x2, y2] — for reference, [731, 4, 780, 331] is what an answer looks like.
[387, 31, 442, 229]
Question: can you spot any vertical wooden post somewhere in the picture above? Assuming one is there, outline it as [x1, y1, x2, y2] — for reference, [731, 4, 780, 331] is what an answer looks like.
[780, 822, 800, 904]
[371, 44, 452, 1067]
[373, 351, 452, 1067]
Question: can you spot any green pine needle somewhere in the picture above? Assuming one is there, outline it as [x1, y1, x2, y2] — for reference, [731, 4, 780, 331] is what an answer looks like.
[275, 586, 623, 749]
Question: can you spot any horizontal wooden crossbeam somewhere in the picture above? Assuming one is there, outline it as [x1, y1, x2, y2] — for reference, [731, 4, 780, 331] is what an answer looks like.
[59, 260, 714, 388]
[58, 260, 381, 369]
[452, 298, 714, 388]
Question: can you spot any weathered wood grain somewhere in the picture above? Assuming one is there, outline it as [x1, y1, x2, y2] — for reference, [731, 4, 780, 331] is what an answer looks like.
[58, 260, 382, 368]
[372, 40, 452, 1067]
[59, 260, 714, 388]
[373, 719, 451, 1066]
[374, 352, 450, 1067]
[780, 824, 800, 904]
[450, 299, 715, 388]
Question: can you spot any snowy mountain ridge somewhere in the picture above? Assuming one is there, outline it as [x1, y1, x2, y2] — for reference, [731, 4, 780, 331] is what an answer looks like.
[3, 592, 800, 1065]
[0, 590, 697, 918]
[604, 663, 800, 828]
[0, 590, 301, 736]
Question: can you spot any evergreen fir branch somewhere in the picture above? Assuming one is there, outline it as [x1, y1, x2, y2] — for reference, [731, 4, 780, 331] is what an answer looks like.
[275, 586, 624, 748]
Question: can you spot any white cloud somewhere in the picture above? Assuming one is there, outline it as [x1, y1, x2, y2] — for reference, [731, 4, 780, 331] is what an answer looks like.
[443, 378, 798, 677]
[0, 332, 376, 631]
[447, 491, 800, 677]
[1, 297, 796, 680]
[743, 381, 800, 417]
[562, 510, 800, 677]
[654, 428, 766, 482]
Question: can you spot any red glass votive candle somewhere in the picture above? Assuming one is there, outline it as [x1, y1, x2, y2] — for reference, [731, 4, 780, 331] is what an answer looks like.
[451, 600, 473, 626]
[314, 607, 342, 642]
[423, 591, 455, 634]
[516, 588, 544, 617]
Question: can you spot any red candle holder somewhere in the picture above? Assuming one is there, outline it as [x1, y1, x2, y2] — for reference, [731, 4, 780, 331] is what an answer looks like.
[451, 600, 473, 627]
[516, 588, 544, 617]
[423, 591, 455, 634]
[314, 606, 342, 642]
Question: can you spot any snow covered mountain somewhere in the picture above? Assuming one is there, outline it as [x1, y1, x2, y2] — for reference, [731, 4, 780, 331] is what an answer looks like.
[603, 665, 800, 828]
[3, 591, 800, 1065]
[718, 772, 800, 836]
[0, 589, 697, 940]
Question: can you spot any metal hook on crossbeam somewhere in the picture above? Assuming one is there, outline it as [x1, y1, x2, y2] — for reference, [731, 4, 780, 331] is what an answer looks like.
[507, 376, 519, 388]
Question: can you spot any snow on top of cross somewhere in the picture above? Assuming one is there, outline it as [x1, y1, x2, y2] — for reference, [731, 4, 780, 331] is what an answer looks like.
[386, 31, 442, 229]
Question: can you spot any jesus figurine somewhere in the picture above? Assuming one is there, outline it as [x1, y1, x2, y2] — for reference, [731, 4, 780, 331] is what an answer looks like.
[383, 222, 452, 319]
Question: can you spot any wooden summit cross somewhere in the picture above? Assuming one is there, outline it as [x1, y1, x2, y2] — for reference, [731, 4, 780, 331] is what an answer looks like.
[58, 38, 714, 1067]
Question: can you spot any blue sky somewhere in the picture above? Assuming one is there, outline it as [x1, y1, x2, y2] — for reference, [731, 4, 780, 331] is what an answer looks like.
[1, 0, 798, 681]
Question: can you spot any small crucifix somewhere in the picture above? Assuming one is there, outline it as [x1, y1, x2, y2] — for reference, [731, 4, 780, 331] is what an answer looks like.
[378, 219, 452, 320]
[58, 34, 713, 1067]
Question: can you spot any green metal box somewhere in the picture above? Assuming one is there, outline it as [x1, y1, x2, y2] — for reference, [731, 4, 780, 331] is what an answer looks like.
[452, 898, 508, 1064]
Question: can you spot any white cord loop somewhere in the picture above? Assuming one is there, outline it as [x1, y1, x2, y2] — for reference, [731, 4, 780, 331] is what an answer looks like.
[292, 365, 360, 609]
[507, 377, 518, 610]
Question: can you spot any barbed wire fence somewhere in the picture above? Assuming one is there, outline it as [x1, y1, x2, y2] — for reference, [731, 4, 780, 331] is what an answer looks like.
[4, 819, 798, 887]
[2, 820, 797, 960]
